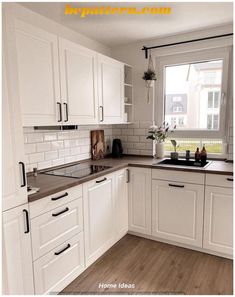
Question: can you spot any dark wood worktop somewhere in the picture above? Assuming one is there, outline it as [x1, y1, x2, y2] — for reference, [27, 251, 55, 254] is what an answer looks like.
[27, 156, 233, 203]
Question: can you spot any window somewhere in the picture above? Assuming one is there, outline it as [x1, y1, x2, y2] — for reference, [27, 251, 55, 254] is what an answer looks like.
[207, 114, 219, 130]
[164, 60, 222, 130]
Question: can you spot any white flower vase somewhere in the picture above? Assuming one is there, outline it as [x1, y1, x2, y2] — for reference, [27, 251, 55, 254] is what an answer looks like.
[155, 142, 165, 159]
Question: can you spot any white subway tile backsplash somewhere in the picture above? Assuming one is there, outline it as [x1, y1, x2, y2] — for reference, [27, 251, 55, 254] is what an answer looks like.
[26, 133, 44, 143]
[51, 141, 64, 150]
[79, 130, 90, 138]
[52, 158, 65, 167]
[112, 128, 122, 135]
[36, 142, 51, 152]
[29, 152, 44, 163]
[24, 143, 36, 154]
[59, 148, 70, 158]
[70, 147, 81, 155]
[57, 131, 70, 140]
[45, 150, 58, 161]
[44, 133, 57, 141]
[122, 129, 133, 136]
[134, 128, 145, 136]
[38, 160, 52, 170]
[140, 121, 152, 129]
[127, 136, 139, 143]
[133, 143, 146, 150]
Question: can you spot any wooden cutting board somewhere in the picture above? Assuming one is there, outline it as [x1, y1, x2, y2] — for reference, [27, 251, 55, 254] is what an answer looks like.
[91, 130, 105, 160]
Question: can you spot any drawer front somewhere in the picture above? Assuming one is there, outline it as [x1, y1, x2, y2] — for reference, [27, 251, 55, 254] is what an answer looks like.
[29, 185, 82, 218]
[206, 174, 233, 188]
[152, 169, 204, 185]
[33, 233, 85, 295]
[31, 199, 83, 260]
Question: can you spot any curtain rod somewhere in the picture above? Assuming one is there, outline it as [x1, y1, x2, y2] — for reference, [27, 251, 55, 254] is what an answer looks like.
[142, 33, 233, 59]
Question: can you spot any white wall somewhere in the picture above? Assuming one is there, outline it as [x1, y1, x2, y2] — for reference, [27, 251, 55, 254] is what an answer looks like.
[111, 24, 233, 159]
[3, 3, 111, 56]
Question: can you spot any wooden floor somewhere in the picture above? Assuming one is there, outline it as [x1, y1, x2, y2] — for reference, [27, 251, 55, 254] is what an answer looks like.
[61, 234, 233, 295]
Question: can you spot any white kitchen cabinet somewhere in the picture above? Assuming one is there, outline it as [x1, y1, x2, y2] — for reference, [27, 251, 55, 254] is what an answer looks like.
[83, 173, 115, 267]
[203, 186, 233, 256]
[2, 44, 27, 211]
[98, 54, 124, 124]
[115, 169, 128, 241]
[152, 180, 204, 248]
[14, 20, 61, 126]
[31, 198, 83, 260]
[33, 233, 85, 295]
[128, 167, 152, 235]
[2, 204, 34, 295]
[59, 38, 99, 125]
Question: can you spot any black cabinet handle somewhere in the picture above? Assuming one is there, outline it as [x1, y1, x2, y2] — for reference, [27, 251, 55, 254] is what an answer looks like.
[227, 178, 233, 181]
[23, 209, 29, 234]
[169, 183, 185, 188]
[57, 102, 62, 122]
[54, 244, 71, 256]
[96, 177, 107, 184]
[52, 207, 69, 217]
[51, 192, 68, 201]
[64, 103, 68, 122]
[100, 106, 104, 122]
[19, 162, 26, 187]
[126, 169, 130, 183]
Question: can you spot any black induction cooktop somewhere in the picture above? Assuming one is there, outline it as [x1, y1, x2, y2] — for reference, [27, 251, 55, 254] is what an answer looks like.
[42, 163, 111, 179]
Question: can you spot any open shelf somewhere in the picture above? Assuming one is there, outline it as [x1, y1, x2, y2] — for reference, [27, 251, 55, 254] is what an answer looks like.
[124, 64, 134, 123]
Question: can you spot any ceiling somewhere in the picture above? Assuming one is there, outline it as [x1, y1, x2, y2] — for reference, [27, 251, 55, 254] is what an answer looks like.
[20, 2, 233, 47]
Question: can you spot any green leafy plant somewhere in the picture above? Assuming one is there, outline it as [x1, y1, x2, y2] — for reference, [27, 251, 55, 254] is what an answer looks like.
[142, 70, 157, 81]
[171, 139, 179, 152]
[146, 122, 176, 143]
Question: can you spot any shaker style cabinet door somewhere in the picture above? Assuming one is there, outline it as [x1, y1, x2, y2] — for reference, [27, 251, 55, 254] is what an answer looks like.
[2, 51, 27, 211]
[14, 20, 61, 126]
[152, 180, 204, 248]
[203, 186, 233, 256]
[115, 169, 128, 241]
[128, 167, 152, 235]
[98, 54, 124, 124]
[2, 204, 34, 295]
[83, 174, 115, 267]
[59, 38, 99, 125]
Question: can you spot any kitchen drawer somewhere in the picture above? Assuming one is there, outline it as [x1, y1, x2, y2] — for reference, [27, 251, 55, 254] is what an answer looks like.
[31, 198, 83, 260]
[206, 174, 233, 188]
[33, 232, 85, 295]
[29, 184, 82, 218]
[152, 169, 205, 185]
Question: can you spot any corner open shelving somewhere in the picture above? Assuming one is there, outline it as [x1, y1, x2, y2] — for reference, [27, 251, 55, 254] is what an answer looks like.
[124, 64, 134, 123]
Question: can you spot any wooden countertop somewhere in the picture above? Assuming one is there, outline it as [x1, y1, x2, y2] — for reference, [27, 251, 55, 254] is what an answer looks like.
[27, 156, 233, 203]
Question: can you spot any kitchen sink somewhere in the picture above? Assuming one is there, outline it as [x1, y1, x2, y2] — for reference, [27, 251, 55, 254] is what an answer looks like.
[156, 158, 211, 168]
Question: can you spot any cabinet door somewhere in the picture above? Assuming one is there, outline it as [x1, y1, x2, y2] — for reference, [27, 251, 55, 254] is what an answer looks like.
[128, 167, 152, 235]
[203, 186, 233, 256]
[59, 38, 99, 125]
[98, 54, 124, 124]
[3, 48, 27, 211]
[115, 169, 128, 241]
[15, 20, 61, 126]
[152, 180, 204, 247]
[2, 204, 34, 295]
[83, 174, 115, 267]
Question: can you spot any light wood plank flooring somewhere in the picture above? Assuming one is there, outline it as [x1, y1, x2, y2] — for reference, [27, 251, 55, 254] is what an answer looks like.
[61, 234, 233, 295]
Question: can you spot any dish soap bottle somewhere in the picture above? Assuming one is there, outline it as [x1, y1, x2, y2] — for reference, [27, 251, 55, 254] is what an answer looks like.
[195, 147, 201, 162]
[201, 145, 207, 164]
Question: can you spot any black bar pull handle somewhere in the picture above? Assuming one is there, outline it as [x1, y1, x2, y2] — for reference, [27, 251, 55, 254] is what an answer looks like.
[51, 192, 68, 201]
[23, 209, 30, 234]
[52, 207, 69, 217]
[19, 162, 26, 187]
[169, 183, 185, 188]
[63, 103, 68, 122]
[100, 106, 104, 122]
[57, 102, 62, 122]
[126, 169, 130, 183]
[96, 177, 107, 184]
[227, 178, 233, 181]
[54, 244, 71, 256]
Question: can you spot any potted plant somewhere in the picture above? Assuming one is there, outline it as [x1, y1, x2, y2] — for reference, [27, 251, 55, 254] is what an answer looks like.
[170, 139, 179, 160]
[147, 122, 176, 158]
[142, 70, 157, 88]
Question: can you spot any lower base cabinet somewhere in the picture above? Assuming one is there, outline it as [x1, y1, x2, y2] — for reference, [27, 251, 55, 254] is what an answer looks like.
[83, 173, 116, 267]
[2, 204, 34, 295]
[33, 232, 85, 294]
[203, 186, 233, 256]
[152, 180, 204, 248]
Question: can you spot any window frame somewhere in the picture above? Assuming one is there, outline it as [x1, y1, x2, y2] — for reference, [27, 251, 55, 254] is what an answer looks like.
[155, 47, 230, 140]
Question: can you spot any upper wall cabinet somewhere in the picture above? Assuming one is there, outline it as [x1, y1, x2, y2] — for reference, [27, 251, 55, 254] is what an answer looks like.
[59, 38, 99, 125]
[15, 20, 61, 126]
[98, 54, 125, 124]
